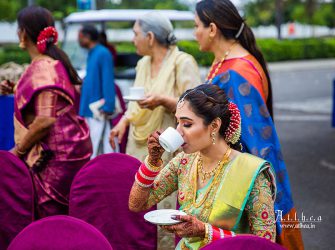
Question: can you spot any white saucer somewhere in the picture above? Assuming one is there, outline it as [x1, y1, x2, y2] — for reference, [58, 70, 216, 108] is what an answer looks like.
[144, 209, 187, 225]
[123, 95, 145, 101]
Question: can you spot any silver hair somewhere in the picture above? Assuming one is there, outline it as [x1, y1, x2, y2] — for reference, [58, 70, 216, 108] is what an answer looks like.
[138, 11, 177, 46]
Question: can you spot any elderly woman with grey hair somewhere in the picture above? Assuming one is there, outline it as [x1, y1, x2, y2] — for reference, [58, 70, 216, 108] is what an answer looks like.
[109, 11, 200, 250]
[110, 12, 200, 164]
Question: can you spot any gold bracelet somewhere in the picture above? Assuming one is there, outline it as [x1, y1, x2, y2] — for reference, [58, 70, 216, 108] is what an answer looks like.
[204, 223, 209, 244]
[147, 158, 163, 172]
[15, 144, 27, 155]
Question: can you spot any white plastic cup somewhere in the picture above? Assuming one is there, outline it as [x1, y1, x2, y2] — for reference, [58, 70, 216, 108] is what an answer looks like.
[159, 127, 184, 153]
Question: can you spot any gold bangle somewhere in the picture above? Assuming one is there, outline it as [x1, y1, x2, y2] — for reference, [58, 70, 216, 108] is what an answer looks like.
[147, 158, 163, 171]
[204, 223, 209, 244]
[15, 144, 27, 155]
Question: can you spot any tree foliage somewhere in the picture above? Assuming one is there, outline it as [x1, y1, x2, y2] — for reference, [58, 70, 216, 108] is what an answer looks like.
[0, 0, 188, 21]
[0, 0, 77, 21]
[1, 0, 333, 28]
[245, 0, 335, 28]
[0, 0, 24, 21]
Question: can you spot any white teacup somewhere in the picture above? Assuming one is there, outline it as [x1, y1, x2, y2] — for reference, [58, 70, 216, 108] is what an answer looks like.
[159, 127, 184, 153]
[129, 87, 145, 99]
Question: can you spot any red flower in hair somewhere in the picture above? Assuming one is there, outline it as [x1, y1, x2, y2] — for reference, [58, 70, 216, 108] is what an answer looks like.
[36, 26, 58, 54]
[224, 102, 241, 144]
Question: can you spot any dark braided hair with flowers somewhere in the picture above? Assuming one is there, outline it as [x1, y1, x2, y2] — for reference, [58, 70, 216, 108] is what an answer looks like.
[178, 84, 242, 151]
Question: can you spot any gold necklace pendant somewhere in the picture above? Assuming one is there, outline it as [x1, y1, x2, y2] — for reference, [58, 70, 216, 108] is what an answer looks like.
[206, 41, 238, 84]
[193, 147, 232, 208]
[198, 157, 221, 183]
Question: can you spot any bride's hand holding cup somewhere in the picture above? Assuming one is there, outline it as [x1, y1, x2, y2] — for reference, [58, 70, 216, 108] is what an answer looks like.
[147, 130, 165, 167]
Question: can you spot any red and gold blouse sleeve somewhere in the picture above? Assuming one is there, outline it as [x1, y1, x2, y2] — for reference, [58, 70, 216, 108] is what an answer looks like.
[245, 171, 276, 242]
[145, 153, 184, 207]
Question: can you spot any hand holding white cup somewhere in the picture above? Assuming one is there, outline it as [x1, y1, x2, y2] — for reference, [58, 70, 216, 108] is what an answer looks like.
[159, 127, 184, 153]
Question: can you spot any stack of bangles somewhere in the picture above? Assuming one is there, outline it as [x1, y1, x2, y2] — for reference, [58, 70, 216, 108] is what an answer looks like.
[204, 224, 236, 244]
[135, 160, 162, 188]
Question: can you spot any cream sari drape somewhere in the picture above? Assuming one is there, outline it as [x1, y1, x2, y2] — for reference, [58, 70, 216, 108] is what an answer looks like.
[125, 46, 201, 162]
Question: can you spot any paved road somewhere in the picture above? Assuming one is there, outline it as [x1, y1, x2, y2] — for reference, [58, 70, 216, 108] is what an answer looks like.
[270, 59, 335, 249]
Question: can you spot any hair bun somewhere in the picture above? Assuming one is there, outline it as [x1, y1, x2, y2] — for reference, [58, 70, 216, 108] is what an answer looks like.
[167, 33, 177, 45]
[36, 26, 58, 54]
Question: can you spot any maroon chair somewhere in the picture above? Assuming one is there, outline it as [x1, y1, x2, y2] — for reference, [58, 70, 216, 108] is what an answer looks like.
[8, 215, 113, 250]
[201, 235, 286, 250]
[69, 153, 157, 250]
[0, 151, 34, 249]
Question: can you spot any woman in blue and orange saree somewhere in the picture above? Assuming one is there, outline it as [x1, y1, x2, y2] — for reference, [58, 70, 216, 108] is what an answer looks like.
[6, 6, 92, 218]
[129, 84, 279, 250]
[194, 0, 303, 249]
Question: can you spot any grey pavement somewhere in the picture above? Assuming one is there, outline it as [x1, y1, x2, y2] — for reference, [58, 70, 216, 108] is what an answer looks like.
[270, 59, 334, 249]
[269, 58, 335, 72]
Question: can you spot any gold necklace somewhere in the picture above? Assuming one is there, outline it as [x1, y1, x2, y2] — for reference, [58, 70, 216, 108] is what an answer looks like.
[32, 54, 48, 63]
[192, 147, 232, 208]
[206, 41, 238, 84]
[198, 156, 221, 183]
[198, 146, 231, 183]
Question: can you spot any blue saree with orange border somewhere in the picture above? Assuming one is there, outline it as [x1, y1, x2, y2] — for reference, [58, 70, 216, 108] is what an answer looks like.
[208, 55, 304, 249]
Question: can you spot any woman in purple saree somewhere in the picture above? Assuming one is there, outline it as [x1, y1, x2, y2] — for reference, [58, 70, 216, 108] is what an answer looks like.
[0, 6, 92, 218]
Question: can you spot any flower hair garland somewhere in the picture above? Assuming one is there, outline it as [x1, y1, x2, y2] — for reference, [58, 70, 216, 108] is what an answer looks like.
[224, 102, 241, 144]
[37, 26, 58, 54]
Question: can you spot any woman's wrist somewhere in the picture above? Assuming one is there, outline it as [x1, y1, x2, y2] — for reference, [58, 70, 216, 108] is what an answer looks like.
[157, 95, 165, 107]
[15, 144, 27, 157]
[147, 156, 163, 170]
[204, 224, 212, 244]
[203, 224, 236, 244]
[135, 161, 161, 188]
[121, 115, 130, 126]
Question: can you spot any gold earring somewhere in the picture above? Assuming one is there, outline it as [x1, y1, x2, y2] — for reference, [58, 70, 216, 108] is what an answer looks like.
[211, 132, 216, 145]
[19, 39, 26, 49]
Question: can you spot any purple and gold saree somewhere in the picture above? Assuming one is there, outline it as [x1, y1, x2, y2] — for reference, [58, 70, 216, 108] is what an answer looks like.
[14, 58, 92, 218]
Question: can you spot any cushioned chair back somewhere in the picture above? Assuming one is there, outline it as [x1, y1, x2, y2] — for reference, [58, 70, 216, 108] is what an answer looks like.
[69, 153, 157, 250]
[8, 215, 113, 250]
[0, 151, 34, 249]
[201, 235, 286, 250]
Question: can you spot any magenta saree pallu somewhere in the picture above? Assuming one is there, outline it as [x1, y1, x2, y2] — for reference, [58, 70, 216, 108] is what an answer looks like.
[14, 59, 92, 217]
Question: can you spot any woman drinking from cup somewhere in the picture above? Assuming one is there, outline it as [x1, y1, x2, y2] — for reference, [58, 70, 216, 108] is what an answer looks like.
[129, 84, 277, 250]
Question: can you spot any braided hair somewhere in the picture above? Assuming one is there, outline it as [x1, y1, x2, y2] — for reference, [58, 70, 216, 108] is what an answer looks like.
[179, 84, 242, 151]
